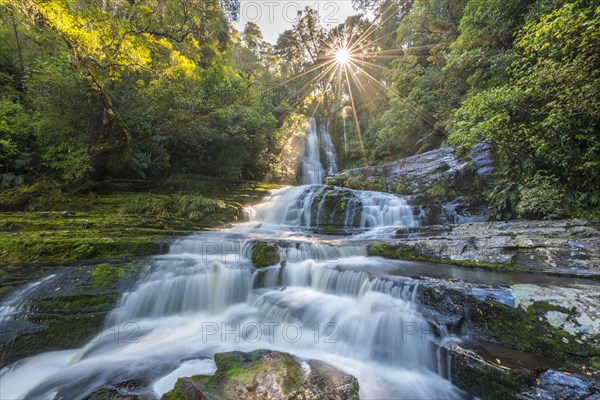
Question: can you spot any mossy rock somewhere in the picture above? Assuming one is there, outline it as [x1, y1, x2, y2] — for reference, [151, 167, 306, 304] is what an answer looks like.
[308, 187, 361, 232]
[0, 175, 279, 263]
[251, 242, 281, 268]
[162, 351, 303, 400]
[161, 350, 359, 400]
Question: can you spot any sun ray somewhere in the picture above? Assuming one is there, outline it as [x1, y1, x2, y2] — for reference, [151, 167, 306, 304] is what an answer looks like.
[292, 61, 340, 110]
[346, 66, 381, 112]
[348, 60, 438, 127]
[343, 65, 367, 163]
[309, 64, 342, 119]
[352, 58, 388, 71]
[347, 2, 400, 53]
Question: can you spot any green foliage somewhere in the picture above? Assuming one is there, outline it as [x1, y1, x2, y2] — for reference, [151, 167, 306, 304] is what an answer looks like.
[0, 175, 278, 262]
[486, 178, 523, 220]
[0, 0, 289, 190]
[449, 1, 600, 215]
[91, 263, 124, 288]
[425, 185, 446, 199]
[0, 97, 32, 187]
[516, 174, 567, 220]
[393, 181, 411, 195]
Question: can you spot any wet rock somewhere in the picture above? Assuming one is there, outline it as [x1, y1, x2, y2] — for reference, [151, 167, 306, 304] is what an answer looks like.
[83, 379, 156, 400]
[437, 340, 598, 400]
[0, 261, 141, 367]
[251, 242, 281, 268]
[516, 370, 600, 400]
[161, 350, 359, 400]
[469, 141, 495, 184]
[372, 220, 600, 277]
[326, 144, 494, 224]
[436, 341, 537, 399]
[417, 278, 600, 364]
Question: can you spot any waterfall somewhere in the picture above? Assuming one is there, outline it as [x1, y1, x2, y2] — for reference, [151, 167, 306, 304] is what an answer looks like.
[253, 184, 416, 233]
[300, 117, 338, 184]
[0, 274, 57, 323]
[321, 119, 339, 175]
[0, 168, 465, 400]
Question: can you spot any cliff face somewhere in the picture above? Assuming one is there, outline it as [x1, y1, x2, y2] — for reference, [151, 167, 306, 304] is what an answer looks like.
[326, 142, 495, 225]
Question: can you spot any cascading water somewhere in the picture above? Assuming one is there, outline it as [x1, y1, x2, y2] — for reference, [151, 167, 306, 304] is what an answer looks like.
[320, 119, 339, 175]
[0, 180, 465, 399]
[300, 117, 338, 184]
[250, 184, 417, 235]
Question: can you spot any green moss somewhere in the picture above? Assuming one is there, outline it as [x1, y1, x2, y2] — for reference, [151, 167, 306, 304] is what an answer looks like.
[0, 292, 120, 366]
[90, 263, 123, 288]
[331, 173, 386, 192]
[308, 188, 359, 232]
[162, 351, 304, 400]
[394, 181, 412, 195]
[368, 242, 421, 260]
[365, 178, 385, 192]
[0, 175, 279, 263]
[425, 185, 447, 199]
[482, 300, 599, 363]
[463, 359, 536, 400]
[251, 242, 281, 268]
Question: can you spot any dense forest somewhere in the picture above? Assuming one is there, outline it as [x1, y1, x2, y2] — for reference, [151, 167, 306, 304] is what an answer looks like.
[1, 0, 599, 218]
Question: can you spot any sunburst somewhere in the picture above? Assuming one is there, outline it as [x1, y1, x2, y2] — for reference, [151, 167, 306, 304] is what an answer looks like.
[161, 3, 437, 168]
[334, 47, 352, 65]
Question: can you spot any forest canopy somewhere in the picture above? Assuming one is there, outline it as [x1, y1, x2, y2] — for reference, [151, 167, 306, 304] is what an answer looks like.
[1, 0, 598, 217]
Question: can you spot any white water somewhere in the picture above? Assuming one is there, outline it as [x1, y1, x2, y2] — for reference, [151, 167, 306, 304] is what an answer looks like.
[0, 176, 463, 398]
[321, 119, 339, 175]
[250, 184, 416, 234]
[300, 118, 338, 184]
[0, 274, 56, 323]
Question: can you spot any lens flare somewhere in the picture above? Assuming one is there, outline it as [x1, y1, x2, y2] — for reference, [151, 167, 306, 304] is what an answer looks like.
[335, 48, 351, 65]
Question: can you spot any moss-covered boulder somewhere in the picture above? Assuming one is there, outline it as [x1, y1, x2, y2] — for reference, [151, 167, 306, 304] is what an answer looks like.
[325, 146, 495, 225]
[250, 242, 281, 268]
[416, 281, 600, 365]
[161, 350, 359, 400]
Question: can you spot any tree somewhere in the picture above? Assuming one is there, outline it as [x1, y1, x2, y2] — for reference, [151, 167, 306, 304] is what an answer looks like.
[450, 0, 600, 209]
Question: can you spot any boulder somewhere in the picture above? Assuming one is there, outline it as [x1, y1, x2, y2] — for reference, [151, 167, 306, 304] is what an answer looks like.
[516, 370, 600, 400]
[436, 341, 599, 400]
[161, 350, 359, 400]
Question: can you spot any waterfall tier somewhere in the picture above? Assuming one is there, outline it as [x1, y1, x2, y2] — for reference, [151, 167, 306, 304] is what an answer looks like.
[300, 118, 338, 184]
[0, 159, 464, 400]
[252, 184, 416, 233]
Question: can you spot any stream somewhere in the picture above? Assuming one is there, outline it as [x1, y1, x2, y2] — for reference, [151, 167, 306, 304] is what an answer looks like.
[1, 181, 467, 399]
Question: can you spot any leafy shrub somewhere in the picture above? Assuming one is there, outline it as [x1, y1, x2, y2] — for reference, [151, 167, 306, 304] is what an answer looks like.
[121, 194, 226, 221]
[393, 181, 413, 195]
[486, 178, 522, 220]
[516, 174, 566, 220]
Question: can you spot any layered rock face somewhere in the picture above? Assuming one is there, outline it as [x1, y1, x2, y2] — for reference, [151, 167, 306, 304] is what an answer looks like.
[373, 219, 600, 277]
[327, 142, 495, 225]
